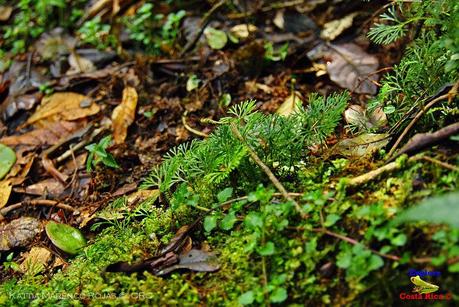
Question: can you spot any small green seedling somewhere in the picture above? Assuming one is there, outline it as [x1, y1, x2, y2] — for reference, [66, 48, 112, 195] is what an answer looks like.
[85, 135, 119, 172]
[410, 275, 439, 294]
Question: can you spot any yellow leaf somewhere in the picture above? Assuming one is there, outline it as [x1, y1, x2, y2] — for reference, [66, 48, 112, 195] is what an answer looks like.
[111, 86, 138, 144]
[27, 92, 99, 125]
[0, 180, 12, 209]
[277, 91, 303, 117]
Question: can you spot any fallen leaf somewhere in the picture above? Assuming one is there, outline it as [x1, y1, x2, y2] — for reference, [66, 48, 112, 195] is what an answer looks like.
[1, 93, 43, 120]
[321, 13, 357, 41]
[0, 180, 12, 208]
[111, 86, 138, 144]
[277, 92, 303, 116]
[344, 105, 387, 130]
[0, 143, 16, 180]
[25, 178, 66, 198]
[126, 189, 159, 204]
[5, 152, 35, 185]
[0, 217, 42, 251]
[335, 133, 390, 157]
[204, 27, 227, 50]
[395, 191, 459, 228]
[20, 247, 52, 274]
[186, 74, 200, 92]
[230, 24, 257, 39]
[45, 221, 86, 255]
[156, 249, 220, 275]
[27, 92, 99, 126]
[67, 53, 96, 74]
[326, 43, 379, 94]
[0, 120, 85, 147]
[0, 5, 13, 21]
[35, 28, 76, 60]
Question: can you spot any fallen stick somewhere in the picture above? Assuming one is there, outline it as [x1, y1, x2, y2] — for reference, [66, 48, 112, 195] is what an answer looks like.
[0, 199, 76, 220]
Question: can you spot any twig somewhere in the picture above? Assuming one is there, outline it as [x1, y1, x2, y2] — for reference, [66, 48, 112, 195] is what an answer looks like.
[56, 126, 105, 163]
[421, 156, 459, 172]
[346, 155, 422, 187]
[0, 199, 76, 220]
[182, 112, 208, 138]
[179, 0, 227, 56]
[387, 81, 458, 158]
[229, 123, 305, 217]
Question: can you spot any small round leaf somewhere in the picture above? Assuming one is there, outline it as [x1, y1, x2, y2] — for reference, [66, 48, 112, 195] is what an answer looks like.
[45, 221, 86, 255]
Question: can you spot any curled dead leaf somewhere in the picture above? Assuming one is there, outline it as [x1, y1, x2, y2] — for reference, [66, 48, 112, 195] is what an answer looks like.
[344, 105, 387, 130]
[111, 86, 138, 144]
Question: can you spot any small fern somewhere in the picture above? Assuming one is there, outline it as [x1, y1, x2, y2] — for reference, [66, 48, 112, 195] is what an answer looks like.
[142, 93, 349, 196]
[368, 7, 407, 45]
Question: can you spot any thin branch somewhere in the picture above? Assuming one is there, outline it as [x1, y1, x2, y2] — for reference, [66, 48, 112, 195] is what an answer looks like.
[0, 199, 76, 220]
[422, 156, 459, 172]
[346, 155, 422, 187]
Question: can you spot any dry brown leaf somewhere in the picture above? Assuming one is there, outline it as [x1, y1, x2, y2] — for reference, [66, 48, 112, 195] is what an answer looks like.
[67, 53, 96, 74]
[0, 217, 42, 251]
[277, 91, 303, 117]
[0, 5, 13, 21]
[0, 180, 12, 209]
[335, 133, 390, 157]
[6, 152, 35, 185]
[0, 121, 85, 147]
[111, 86, 138, 144]
[25, 178, 66, 198]
[127, 189, 159, 204]
[26, 92, 100, 125]
[326, 43, 379, 94]
[230, 24, 257, 39]
[321, 13, 357, 41]
[344, 105, 387, 130]
[20, 246, 52, 274]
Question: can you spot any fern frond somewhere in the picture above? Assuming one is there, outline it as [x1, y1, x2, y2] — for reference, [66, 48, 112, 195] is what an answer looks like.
[227, 99, 257, 119]
[368, 7, 406, 45]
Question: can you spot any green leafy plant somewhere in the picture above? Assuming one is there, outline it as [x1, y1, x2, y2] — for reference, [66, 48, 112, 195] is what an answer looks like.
[2, 253, 20, 273]
[264, 42, 289, 61]
[0, 0, 84, 54]
[85, 135, 119, 172]
[123, 3, 185, 54]
[77, 16, 116, 50]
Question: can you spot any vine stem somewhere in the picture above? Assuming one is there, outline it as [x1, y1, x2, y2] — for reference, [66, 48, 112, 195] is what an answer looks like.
[229, 122, 306, 217]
